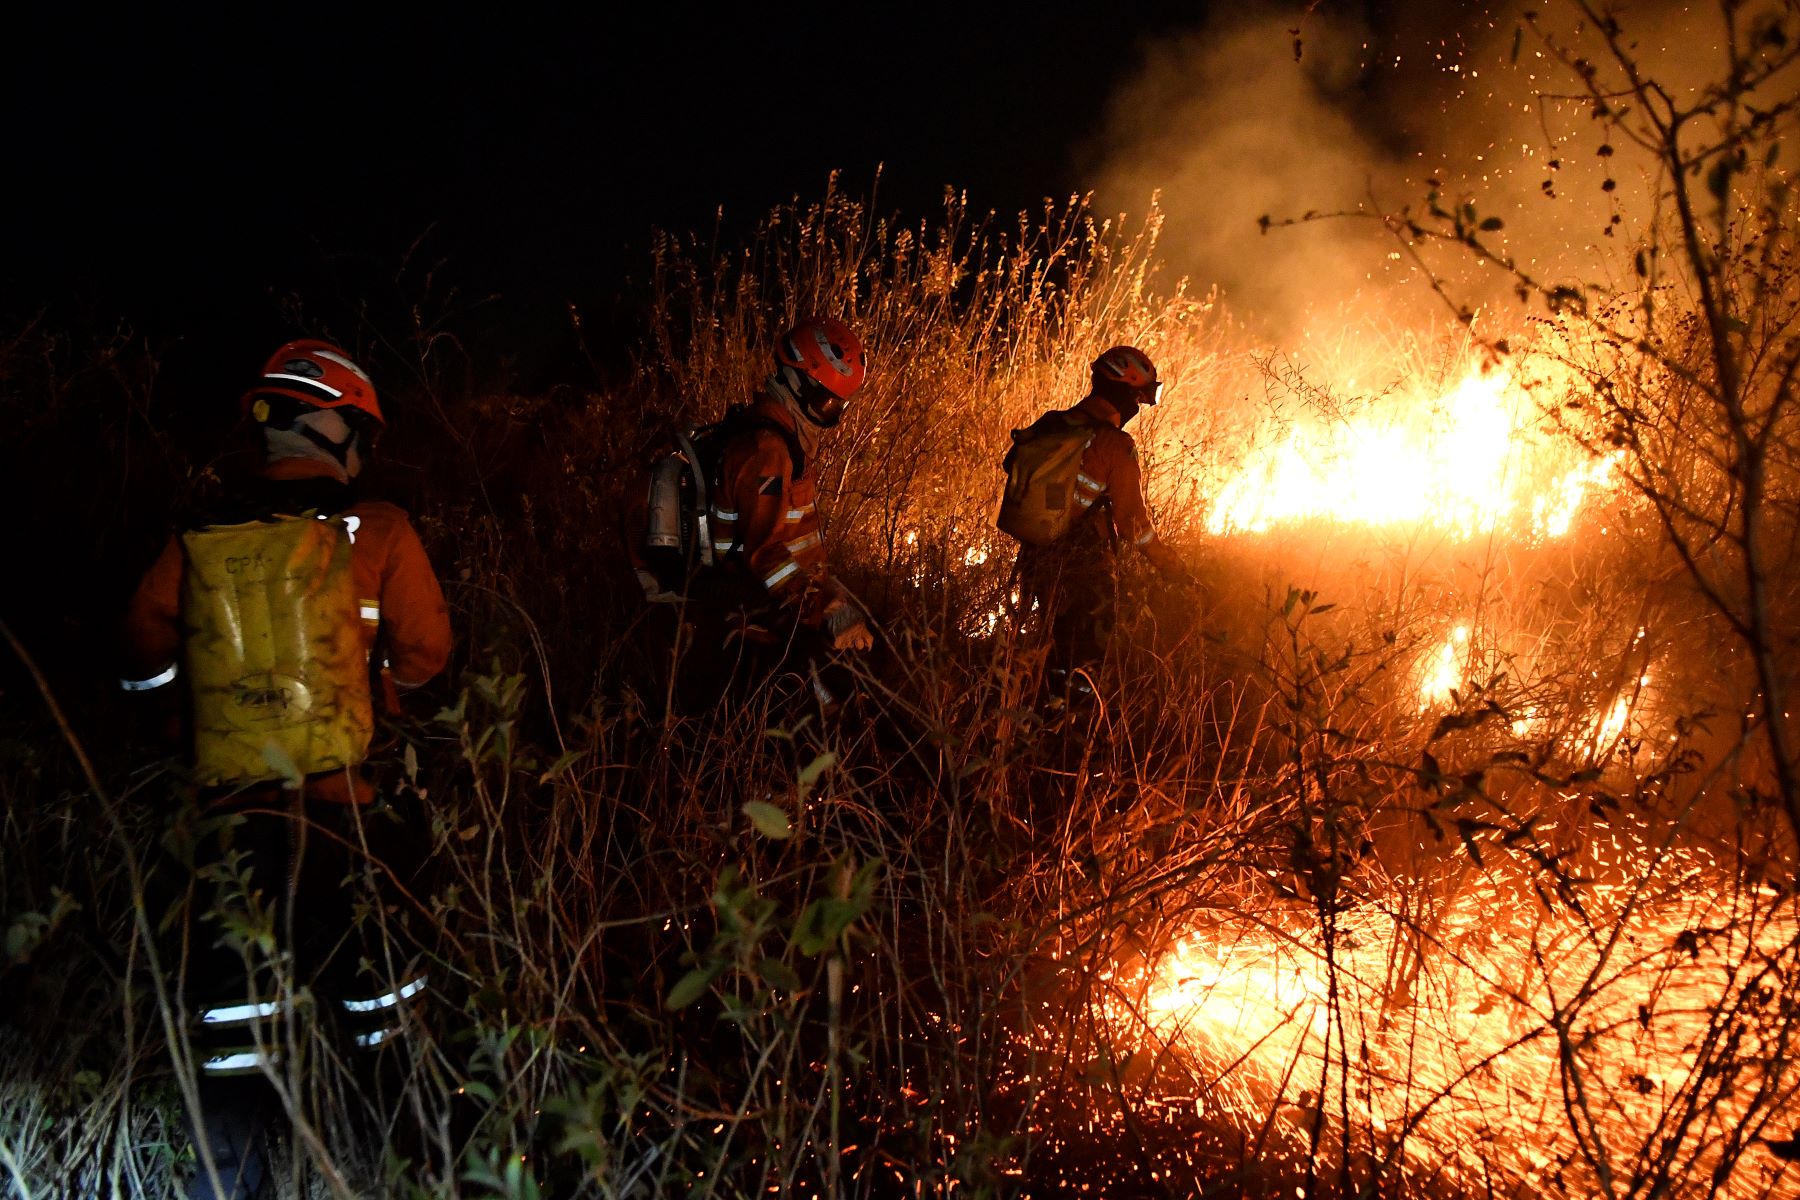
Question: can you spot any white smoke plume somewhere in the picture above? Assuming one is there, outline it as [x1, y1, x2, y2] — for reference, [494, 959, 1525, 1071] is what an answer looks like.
[1084, 0, 1737, 355]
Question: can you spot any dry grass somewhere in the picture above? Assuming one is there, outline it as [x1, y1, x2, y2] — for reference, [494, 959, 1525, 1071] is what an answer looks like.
[1, 183, 1798, 1200]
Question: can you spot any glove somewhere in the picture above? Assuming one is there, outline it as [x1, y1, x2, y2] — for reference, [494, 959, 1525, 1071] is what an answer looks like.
[824, 598, 874, 652]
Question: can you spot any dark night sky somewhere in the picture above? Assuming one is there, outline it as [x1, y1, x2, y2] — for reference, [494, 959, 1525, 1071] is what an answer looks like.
[5, 4, 1219, 358]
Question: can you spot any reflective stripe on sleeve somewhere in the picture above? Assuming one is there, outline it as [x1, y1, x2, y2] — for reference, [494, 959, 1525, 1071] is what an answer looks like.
[1075, 495, 1095, 509]
[121, 665, 178, 692]
[785, 508, 809, 522]
[711, 508, 739, 522]
[1076, 473, 1106, 493]
[341, 975, 427, 1014]
[200, 999, 280, 1025]
[763, 562, 801, 591]
[359, 600, 380, 622]
[355, 1027, 396, 1047]
[785, 532, 821, 555]
[1135, 529, 1157, 546]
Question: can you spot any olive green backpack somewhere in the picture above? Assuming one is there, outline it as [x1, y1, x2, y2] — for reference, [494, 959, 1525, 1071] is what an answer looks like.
[996, 412, 1098, 546]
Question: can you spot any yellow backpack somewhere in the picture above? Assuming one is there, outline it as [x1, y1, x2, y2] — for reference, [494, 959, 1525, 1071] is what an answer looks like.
[996, 412, 1098, 546]
[180, 514, 373, 787]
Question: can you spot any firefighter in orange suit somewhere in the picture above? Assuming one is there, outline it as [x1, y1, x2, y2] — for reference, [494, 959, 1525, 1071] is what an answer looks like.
[696, 316, 874, 698]
[121, 339, 451, 1200]
[1013, 346, 1189, 691]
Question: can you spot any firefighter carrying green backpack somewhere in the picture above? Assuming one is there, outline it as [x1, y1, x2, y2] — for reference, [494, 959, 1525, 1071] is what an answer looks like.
[996, 411, 1100, 546]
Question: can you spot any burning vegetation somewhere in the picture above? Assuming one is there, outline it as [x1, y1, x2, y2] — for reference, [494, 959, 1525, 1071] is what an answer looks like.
[2, 2, 1800, 1197]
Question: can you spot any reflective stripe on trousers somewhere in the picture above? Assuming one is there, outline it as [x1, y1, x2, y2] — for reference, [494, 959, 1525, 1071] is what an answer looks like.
[338, 973, 429, 1051]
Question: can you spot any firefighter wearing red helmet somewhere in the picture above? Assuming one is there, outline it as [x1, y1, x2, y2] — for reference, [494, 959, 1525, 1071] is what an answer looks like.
[998, 345, 1190, 693]
[120, 338, 451, 1200]
[711, 316, 873, 650]
[124, 339, 451, 739]
[627, 315, 873, 710]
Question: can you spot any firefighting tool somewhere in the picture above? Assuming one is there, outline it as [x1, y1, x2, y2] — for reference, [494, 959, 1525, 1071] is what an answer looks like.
[639, 405, 806, 599]
[180, 513, 374, 785]
[774, 316, 865, 429]
[997, 411, 1104, 547]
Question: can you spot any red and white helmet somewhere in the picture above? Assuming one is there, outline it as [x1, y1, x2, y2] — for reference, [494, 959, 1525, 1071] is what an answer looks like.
[243, 339, 383, 427]
[776, 316, 865, 427]
[1091, 345, 1162, 404]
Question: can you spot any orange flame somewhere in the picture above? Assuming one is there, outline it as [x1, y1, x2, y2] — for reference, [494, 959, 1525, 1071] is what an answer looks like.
[1205, 365, 1619, 539]
[1101, 837, 1800, 1195]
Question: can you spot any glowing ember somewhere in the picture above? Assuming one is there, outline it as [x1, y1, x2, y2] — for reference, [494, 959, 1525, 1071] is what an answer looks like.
[1205, 365, 1619, 539]
[1098, 831, 1800, 1196]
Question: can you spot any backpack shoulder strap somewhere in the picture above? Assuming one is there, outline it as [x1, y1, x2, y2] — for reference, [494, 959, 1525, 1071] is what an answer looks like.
[716, 405, 807, 481]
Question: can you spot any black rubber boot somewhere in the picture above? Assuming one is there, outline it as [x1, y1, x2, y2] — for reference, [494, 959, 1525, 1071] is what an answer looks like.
[184, 1076, 275, 1200]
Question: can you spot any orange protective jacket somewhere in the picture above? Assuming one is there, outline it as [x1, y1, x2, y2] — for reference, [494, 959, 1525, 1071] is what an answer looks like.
[708, 392, 838, 625]
[1060, 394, 1183, 575]
[122, 459, 453, 799]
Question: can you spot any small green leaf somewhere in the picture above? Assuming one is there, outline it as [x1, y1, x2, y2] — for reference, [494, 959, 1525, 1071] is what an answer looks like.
[538, 748, 584, 784]
[796, 751, 839, 800]
[794, 892, 872, 956]
[433, 695, 467, 727]
[665, 965, 722, 1009]
[458, 1079, 498, 1104]
[742, 800, 793, 840]
[758, 958, 804, 992]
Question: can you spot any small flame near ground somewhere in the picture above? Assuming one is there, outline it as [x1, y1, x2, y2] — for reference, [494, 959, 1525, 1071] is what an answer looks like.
[1087, 834, 1800, 1196]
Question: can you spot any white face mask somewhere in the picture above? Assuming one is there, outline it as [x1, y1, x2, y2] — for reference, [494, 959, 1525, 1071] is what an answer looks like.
[770, 372, 823, 468]
[265, 408, 362, 480]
